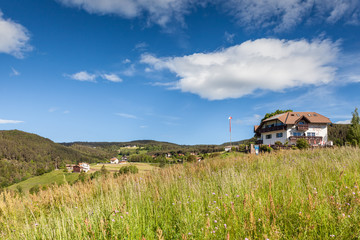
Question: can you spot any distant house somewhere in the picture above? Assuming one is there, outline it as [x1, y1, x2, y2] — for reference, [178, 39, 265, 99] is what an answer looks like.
[110, 157, 119, 164]
[224, 146, 231, 152]
[79, 162, 90, 172]
[254, 112, 331, 146]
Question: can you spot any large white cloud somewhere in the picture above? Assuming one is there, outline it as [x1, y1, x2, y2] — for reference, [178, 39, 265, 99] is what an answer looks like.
[141, 38, 339, 100]
[56, 0, 360, 30]
[0, 11, 32, 58]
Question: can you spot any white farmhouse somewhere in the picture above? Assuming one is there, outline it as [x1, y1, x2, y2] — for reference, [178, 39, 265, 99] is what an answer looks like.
[110, 157, 119, 164]
[254, 112, 331, 146]
[79, 162, 90, 172]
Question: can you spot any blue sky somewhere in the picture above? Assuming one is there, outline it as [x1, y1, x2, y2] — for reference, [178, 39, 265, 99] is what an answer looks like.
[0, 0, 360, 144]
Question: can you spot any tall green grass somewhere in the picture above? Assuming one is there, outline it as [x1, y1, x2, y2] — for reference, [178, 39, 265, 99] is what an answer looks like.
[1, 147, 360, 239]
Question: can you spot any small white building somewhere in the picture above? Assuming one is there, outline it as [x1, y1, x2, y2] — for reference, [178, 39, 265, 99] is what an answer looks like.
[79, 162, 90, 172]
[254, 112, 331, 146]
[110, 157, 119, 164]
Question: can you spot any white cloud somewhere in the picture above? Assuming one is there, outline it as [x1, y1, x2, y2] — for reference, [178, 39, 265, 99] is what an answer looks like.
[123, 58, 131, 64]
[57, 0, 196, 27]
[336, 119, 351, 124]
[116, 113, 137, 119]
[122, 64, 135, 76]
[223, 0, 360, 32]
[101, 73, 122, 82]
[0, 11, 32, 58]
[10, 67, 20, 76]
[0, 119, 24, 124]
[142, 38, 339, 100]
[63, 110, 70, 114]
[67, 71, 97, 82]
[56, 0, 360, 31]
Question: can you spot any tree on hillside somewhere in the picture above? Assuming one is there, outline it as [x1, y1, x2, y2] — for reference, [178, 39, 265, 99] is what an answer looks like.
[261, 109, 293, 122]
[347, 108, 360, 146]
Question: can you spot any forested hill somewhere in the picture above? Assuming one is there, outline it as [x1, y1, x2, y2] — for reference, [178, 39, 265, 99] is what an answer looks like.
[0, 130, 113, 188]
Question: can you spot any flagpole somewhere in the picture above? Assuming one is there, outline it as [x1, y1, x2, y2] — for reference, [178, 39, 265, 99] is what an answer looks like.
[229, 116, 232, 147]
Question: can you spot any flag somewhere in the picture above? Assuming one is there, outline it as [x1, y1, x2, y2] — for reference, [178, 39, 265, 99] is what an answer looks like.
[228, 116, 232, 133]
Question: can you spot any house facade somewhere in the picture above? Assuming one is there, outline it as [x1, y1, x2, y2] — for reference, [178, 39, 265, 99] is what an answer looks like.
[110, 157, 119, 164]
[254, 112, 331, 146]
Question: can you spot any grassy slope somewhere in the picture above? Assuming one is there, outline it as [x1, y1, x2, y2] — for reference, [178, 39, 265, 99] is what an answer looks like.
[1, 147, 360, 239]
[7, 171, 79, 192]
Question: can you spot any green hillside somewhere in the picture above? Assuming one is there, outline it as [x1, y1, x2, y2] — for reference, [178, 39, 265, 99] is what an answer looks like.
[0, 130, 114, 188]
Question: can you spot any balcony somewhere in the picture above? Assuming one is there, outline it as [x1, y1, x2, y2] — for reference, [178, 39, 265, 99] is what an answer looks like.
[289, 136, 322, 145]
[258, 125, 286, 133]
[297, 124, 309, 131]
[255, 140, 263, 144]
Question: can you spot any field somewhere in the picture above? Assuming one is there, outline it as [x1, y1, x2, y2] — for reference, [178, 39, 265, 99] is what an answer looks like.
[1, 147, 360, 239]
[7, 170, 79, 192]
[91, 162, 157, 174]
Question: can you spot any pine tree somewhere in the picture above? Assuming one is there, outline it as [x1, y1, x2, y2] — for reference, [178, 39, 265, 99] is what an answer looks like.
[347, 108, 360, 146]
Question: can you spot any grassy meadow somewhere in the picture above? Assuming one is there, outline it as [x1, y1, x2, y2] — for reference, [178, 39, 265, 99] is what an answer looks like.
[1, 147, 360, 239]
[7, 171, 79, 192]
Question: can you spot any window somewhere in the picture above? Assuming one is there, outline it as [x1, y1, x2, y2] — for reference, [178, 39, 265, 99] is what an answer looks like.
[293, 132, 302, 136]
[266, 134, 272, 139]
[307, 132, 315, 137]
[276, 133, 283, 138]
[298, 121, 305, 125]
[308, 114, 311, 116]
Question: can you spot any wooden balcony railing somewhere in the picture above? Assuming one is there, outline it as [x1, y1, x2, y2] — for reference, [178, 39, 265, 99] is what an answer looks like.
[258, 125, 286, 133]
[289, 136, 322, 145]
[297, 124, 309, 131]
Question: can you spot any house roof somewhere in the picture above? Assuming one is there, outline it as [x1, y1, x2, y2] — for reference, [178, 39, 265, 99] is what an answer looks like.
[262, 112, 331, 124]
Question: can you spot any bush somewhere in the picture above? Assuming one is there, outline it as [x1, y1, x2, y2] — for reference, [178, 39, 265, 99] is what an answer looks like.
[275, 141, 283, 146]
[119, 165, 139, 174]
[187, 155, 197, 162]
[260, 145, 273, 153]
[29, 185, 40, 195]
[296, 138, 310, 150]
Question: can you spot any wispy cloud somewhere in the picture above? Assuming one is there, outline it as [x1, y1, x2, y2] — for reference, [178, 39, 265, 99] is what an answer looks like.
[57, 0, 360, 31]
[48, 107, 57, 113]
[336, 119, 351, 124]
[65, 71, 123, 83]
[142, 38, 339, 100]
[101, 73, 122, 82]
[66, 71, 97, 82]
[122, 58, 131, 64]
[63, 110, 70, 114]
[10, 67, 20, 76]
[0, 119, 24, 124]
[0, 11, 32, 58]
[116, 113, 137, 119]
[224, 31, 235, 43]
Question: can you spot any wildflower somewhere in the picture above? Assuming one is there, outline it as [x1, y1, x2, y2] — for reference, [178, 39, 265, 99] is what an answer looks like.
[236, 195, 240, 198]
[213, 201, 216, 203]
[330, 235, 335, 237]
[346, 186, 348, 189]
[188, 233, 192, 235]
[245, 238, 249, 240]
[212, 231, 215, 233]
[214, 220, 217, 223]
[215, 227, 218, 230]
[314, 188, 316, 190]
[75, 207, 78, 209]
[225, 194, 228, 196]
[224, 224, 227, 229]
[112, 219, 115, 222]
[299, 212, 302, 214]
[353, 192, 356, 195]
[348, 215, 350, 218]
[212, 192, 215, 195]
[125, 212, 129, 215]
[34, 223, 39, 227]
[206, 214, 208, 216]
[120, 216, 123, 219]
[172, 203, 175, 205]
[342, 213, 345, 217]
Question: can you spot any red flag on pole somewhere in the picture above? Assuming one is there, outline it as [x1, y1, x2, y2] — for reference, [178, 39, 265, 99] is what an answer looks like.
[228, 116, 232, 132]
